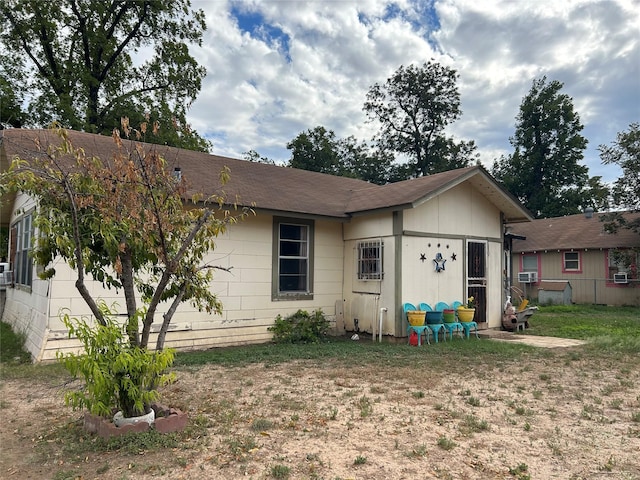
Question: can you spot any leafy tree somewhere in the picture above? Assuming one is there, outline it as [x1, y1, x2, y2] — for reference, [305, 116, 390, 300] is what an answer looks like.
[0, 57, 28, 128]
[363, 61, 477, 178]
[0, 0, 209, 150]
[243, 150, 277, 165]
[599, 123, 640, 234]
[287, 126, 394, 185]
[492, 76, 607, 218]
[337, 136, 396, 185]
[287, 126, 343, 175]
[3, 123, 252, 351]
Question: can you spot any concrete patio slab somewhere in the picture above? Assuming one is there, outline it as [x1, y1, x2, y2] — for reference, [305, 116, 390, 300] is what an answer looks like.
[477, 329, 586, 348]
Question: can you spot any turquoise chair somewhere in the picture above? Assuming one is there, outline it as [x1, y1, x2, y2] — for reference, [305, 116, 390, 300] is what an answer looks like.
[451, 300, 478, 339]
[419, 302, 445, 343]
[434, 301, 450, 312]
[403, 302, 429, 346]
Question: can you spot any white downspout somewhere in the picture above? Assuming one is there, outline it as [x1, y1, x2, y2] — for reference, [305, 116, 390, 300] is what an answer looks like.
[372, 295, 379, 340]
[378, 307, 387, 342]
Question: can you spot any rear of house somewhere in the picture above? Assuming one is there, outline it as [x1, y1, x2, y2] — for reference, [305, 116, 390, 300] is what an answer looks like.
[508, 211, 640, 306]
[1, 128, 532, 361]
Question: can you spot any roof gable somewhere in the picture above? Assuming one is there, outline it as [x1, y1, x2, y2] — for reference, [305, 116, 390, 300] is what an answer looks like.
[1, 129, 532, 222]
[348, 166, 533, 222]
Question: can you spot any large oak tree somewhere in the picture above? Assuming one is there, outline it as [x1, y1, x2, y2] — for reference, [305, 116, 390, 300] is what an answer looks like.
[363, 61, 477, 178]
[0, 0, 209, 150]
[492, 76, 608, 218]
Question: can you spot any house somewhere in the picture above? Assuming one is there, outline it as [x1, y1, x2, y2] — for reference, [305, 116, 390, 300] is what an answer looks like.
[1, 129, 532, 361]
[507, 210, 640, 306]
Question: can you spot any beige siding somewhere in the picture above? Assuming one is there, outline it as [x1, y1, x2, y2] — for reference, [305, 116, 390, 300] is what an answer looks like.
[343, 212, 393, 239]
[342, 233, 396, 336]
[4, 210, 347, 360]
[402, 185, 505, 329]
[513, 250, 640, 306]
[341, 182, 507, 337]
[404, 183, 501, 238]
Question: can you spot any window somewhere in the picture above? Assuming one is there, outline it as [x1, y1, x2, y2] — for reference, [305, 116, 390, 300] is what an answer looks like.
[272, 218, 314, 300]
[608, 249, 639, 279]
[357, 240, 383, 280]
[563, 251, 581, 272]
[12, 213, 33, 287]
[521, 254, 538, 272]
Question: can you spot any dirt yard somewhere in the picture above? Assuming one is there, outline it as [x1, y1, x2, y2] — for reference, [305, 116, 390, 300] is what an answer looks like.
[1, 343, 639, 480]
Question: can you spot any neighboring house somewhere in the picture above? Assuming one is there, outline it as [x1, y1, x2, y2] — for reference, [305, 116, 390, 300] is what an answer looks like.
[507, 210, 640, 306]
[1, 129, 532, 361]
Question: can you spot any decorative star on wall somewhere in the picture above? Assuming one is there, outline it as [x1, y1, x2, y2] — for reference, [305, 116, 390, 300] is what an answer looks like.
[451, 253, 457, 261]
[420, 253, 426, 262]
[433, 252, 446, 272]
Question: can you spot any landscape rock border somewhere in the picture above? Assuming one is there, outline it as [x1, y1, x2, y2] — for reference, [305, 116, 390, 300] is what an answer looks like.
[83, 404, 188, 439]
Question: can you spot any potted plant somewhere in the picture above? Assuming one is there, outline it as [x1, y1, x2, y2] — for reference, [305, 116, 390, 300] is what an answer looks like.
[57, 303, 175, 427]
[457, 296, 476, 322]
[407, 310, 425, 326]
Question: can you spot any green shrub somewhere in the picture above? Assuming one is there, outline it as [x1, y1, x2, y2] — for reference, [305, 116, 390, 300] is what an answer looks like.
[268, 309, 330, 344]
[57, 302, 175, 418]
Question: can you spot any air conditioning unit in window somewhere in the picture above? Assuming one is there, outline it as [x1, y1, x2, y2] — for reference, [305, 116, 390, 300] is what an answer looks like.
[613, 273, 628, 284]
[0, 265, 12, 290]
[518, 272, 538, 283]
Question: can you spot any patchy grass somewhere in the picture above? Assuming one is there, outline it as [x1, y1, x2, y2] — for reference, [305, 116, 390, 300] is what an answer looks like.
[1, 305, 639, 479]
[525, 305, 639, 352]
[0, 321, 32, 364]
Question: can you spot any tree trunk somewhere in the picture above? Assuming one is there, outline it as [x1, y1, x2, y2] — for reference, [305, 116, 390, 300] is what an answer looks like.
[119, 249, 140, 347]
[155, 284, 186, 351]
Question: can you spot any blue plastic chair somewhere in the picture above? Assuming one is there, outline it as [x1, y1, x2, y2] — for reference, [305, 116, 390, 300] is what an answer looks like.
[460, 321, 479, 339]
[403, 303, 429, 346]
[451, 300, 478, 339]
[434, 301, 450, 311]
[419, 303, 446, 342]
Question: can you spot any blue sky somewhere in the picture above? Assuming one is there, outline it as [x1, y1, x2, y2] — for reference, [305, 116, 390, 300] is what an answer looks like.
[187, 0, 639, 184]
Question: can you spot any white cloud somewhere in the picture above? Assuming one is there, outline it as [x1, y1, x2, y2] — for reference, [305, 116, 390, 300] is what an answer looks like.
[186, 0, 639, 182]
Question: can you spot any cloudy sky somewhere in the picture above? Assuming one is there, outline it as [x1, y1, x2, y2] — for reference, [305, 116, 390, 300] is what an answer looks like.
[186, 0, 639, 183]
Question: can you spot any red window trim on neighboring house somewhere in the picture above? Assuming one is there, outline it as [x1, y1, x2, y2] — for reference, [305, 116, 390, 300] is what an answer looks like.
[518, 252, 542, 278]
[604, 249, 638, 287]
[519, 253, 541, 282]
[561, 250, 582, 274]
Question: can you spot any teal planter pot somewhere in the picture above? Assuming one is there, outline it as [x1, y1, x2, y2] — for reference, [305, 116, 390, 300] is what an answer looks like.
[425, 311, 444, 324]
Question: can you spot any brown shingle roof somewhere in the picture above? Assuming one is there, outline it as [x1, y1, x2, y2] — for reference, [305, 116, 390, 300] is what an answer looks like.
[508, 212, 640, 252]
[1, 128, 532, 222]
[537, 281, 571, 291]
